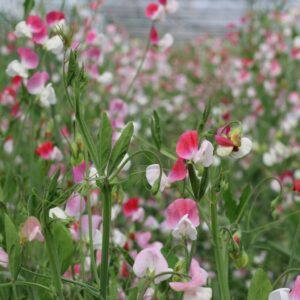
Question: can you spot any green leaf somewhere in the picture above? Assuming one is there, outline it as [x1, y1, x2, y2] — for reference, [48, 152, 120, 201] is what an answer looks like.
[223, 185, 238, 223]
[50, 221, 74, 274]
[247, 268, 272, 300]
[161, 247, 178, 269]
[188, 164, 200, 200]
[98, 112, 112, 174]
[67, 50, 79, 87]
[128, 287, 138, 300]
[236, 185, 252, 223]
[4, 214, 21, 280]
[107, 122, 133, 175]
[23, 0, 35, 18]
[151, 110, 161, 150]
[115, 246, 134, 266]
[198, 167, 209, 200]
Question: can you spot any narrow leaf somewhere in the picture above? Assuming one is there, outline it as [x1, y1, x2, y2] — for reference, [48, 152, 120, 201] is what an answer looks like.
[4, 214, 21, 280]
[108, 122, 133, 175]
[151, 110, 161, 150]
[98, 112, 112, 174]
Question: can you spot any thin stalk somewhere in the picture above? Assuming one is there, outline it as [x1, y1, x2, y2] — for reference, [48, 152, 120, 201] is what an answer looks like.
[210, 200, 230, 300]
[44, 226, 64, 300]
[99, 182, 112, 299]
[85, 148, 100, 285]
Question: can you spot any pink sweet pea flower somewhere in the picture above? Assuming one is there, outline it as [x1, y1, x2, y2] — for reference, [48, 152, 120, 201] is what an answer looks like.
[27, 71, 49, 95]
[6, 48, 39, 78]
[21, 217, 44, 243]
[133, 247, 173, 284]
[46, 11, 65, 27]
[215, 126, 252, 159]
[0, 247, 8, 268]
[150, 26, 159, 45]
[26, 15, 48, 44]
[290, 276, 300, 300]
[176, 130, 214, 166]
[170, 259, 212, 300]
[145, 2, 163, 20]
[36, 141, 54, 160]
[72, 162, 88, 184]
[65, 193, 86, 219]
[166, 198, 200, 240]
[18, 48, 39, 69]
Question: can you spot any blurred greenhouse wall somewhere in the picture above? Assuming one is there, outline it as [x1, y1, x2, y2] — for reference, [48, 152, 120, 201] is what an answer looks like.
[1, 0, 300, 40]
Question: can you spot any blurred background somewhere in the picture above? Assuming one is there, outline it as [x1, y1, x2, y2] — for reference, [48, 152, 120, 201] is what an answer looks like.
[1, 0, 300, 40]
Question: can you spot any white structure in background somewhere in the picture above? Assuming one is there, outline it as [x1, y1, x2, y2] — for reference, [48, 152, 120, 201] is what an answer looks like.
[0, 0, 300, 40]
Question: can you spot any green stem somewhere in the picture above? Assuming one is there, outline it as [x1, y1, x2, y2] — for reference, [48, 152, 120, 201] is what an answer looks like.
[211, 200, 230, 300]
[99, 182, 112, 299]
[85, 148, 100, 285]
[43, 215, 64, 300]
[272, 268, 300, 289]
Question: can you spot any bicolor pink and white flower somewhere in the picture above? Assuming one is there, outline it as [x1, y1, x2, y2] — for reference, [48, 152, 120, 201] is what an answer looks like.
[6, 48, 39, 78]
[26, 71, 57, 107]
[269, 275, 300, 300]
[176, 131, 214, 167]
[166, 198, 200, 240]
[133, 247, 172, 284]
[215, 126, 252, 159]
[170, 259, 212, 300]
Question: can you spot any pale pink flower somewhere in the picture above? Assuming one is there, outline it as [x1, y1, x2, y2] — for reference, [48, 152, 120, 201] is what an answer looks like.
[21, 217, 44, 242]
[0, 247, 8, 268]
[133, 247, 172, 284]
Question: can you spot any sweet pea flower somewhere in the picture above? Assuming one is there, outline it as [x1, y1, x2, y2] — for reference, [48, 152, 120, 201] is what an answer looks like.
[293, 179, 300, 193]
[215, 126, 252, 159]
[122, 197, 145, 222]
[26, 71, 57, 107]
[133, 247, 173, 284]
[166, 198, 200, 240]
[170, 259, 212, 300]
[290, 276, 300, 300]
[36, 141, 62, 161]
[176, 130, 214, 167]
[46, 11, 65, 28]
[269, 276, 300, 300]
[0, 247, 8, 268]
[21, 217, 44, 242]
[44, 35, 64, 55]
[6, 48, 39, 78]
[145, 2, 164, 21]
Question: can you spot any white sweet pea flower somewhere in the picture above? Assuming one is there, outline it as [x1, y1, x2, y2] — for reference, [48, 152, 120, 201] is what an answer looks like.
[157, 33, 174, 51]
[6, 60, 28, 78]
[93, 229, 102, 249]
[98, 72, 113, 85]
[183, 287, 212, 300]
[49, 207, 68, 220]
[112, 229, 126, 247]
[268, 288, 290, 300]
[40, 83, 57, 107]
[194, 140, 214, 167]
[15, 21, 32, 38]
[229, 137, 253, 159]
[172, 214, 197, 241]
[44, 35, 64, 55]
[146, 164, 169, 192]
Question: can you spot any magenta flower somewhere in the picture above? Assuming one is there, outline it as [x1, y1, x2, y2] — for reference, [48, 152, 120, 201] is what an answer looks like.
[170, 259, 212, 300]
[166, 198, 200, 240]
[133, 247, 172, 284]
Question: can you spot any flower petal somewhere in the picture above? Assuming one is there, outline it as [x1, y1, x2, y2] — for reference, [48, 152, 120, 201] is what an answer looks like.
[168, 158, 187, 183]
[176, 130, 198, 160]
[216, 145, 233, 157]
[18, 48, 39, 69]
[27, 71, 49, 95]
[230, 137, 252, 159]
[194, 140, 214, 167]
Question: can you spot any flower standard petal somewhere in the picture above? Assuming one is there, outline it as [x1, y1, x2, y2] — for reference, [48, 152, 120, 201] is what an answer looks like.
[176, 130, 198, 160]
